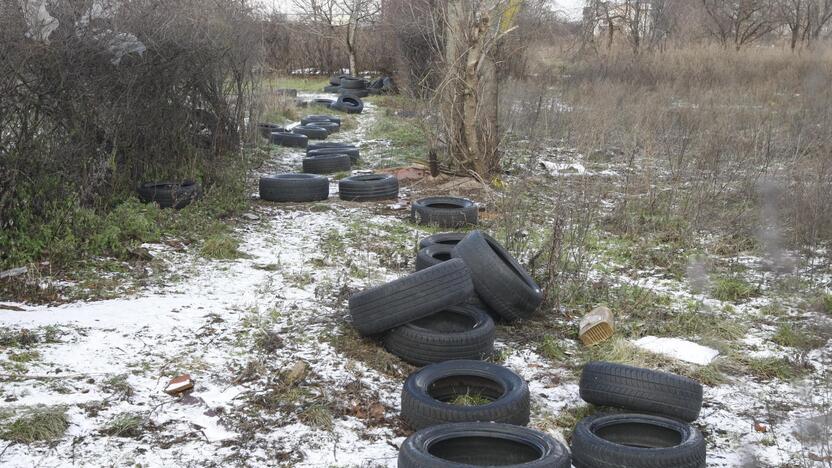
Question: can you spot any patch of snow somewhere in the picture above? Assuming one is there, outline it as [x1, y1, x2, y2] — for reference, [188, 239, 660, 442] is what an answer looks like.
[633, 336, 719, 365]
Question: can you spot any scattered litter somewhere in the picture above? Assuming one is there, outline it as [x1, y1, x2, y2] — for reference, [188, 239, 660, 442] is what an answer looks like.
[0, 266, 28, 279]
[632, 336, 719, 365]
[284, 360, 308, 386]
[540, 160, 586, 176]
[387, 203, 406, 210]
[164, 374, 195, 396]
[579, 306, 614, 346]
[754, 421, 768, 433]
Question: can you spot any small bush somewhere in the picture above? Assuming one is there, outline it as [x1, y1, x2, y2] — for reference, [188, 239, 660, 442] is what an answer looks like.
[712, 276, 758, 302]
[1, 407, 68, 443]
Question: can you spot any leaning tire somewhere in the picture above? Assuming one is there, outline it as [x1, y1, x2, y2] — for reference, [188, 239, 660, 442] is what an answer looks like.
[349, 258, 474, 336]
[308, 146, 359, 163]
[418, 232, 467, 250]
[452, 231, 543, 321]
[399, 422, 571, 468]
[416, 244, 454, 271]
[292, 125, 328, 140]
[384, 305, 494, 366]
[412, 197, 478, 228]
[400, 360, 530, 430]
[571, 413, 706, 468]
[137, 181, 202, 209]
[302, 153, 351, 174]
[259, 174, 329, 202]
[339, 174, 398, 201]
[330, 95, 364, 114]
[271, 132, 308, 148]
[579, 361, 703, 422]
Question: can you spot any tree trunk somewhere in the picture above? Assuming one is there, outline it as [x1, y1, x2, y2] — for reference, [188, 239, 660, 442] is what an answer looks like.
[347, 22, 358, 74]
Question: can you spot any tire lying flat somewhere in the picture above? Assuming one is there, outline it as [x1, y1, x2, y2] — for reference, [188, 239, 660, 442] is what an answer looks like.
[292, 125, 329, 140]
[340, 88, 370, 98]
[339, 174, 398, 201]
[416, 244, 454, 271]
[571, 413, 706, 468]
[401, 360, 530, 430]
[384, 304, 495, 366]
[340, 77, 367, 89]
[301, 115, 342, 125]
[308, 146, 359, 163]
[323, 85, 340, 93]
[271, 132, 308, 148]
[418, 232, 467, 250]
[306, 121, 340, 134]
[579, 361, 704, 422]
[349, 258, 473, 336]
[412, 197, 478, 228]
[399, 422, 571, 468]
[302, 153, 351, 174]
[452, 231, 543, 321]
[137, 181, 202, 209]
[259, 174, 329, 202]
[257, 123, 285, 139]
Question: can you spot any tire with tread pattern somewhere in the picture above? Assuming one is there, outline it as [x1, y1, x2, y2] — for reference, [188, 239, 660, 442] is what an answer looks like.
[259, 174, 329, 202]
[416, 244, 454, 271]
[302, 153, 351, 174]
[339, 174, 398, 201]
[412, 197, 478, 228]
[271, 132, 308, 148]
[418, 232, 467, 250]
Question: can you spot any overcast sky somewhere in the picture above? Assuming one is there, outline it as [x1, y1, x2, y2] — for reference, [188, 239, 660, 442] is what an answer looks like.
[265, 0, 585, 22]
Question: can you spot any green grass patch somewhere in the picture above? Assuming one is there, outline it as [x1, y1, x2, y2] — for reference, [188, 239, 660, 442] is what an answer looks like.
[450, 392, 492, 406]
[299, 404, 334, 430]
[537, 336, 567, 362]
[267, 76, 330, 92]
[8, 351, 40, 363]
[711, 276, 758, 302]
[101, 413, 143, 437]
[728, 354, 810, 381]
[201, 233, 242, 260]
[1, 407, 68, 443]
[771, 324, 825, 351]
[367, 116, 427, 165]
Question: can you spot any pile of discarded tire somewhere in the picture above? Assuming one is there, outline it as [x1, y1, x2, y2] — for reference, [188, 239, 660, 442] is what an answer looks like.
[324, 74, 396, 96]
[571, 361, 707, 468]
[348, 230, 570, 466]
[261, 115, 343, 149]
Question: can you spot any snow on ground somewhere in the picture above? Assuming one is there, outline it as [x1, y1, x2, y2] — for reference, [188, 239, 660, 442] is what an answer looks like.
[1, 90, 831, 467]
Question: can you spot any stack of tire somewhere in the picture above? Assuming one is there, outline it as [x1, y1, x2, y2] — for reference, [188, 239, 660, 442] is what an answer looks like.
[269, 115, 342, 149]
[348, 230, 569, 466]
[571, 361, 707, 468]
[367, 76, 395, 95]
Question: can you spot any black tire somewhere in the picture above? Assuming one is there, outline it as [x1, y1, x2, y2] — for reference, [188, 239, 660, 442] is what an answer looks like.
[257, 123, 285, 139]
[271, 132, 308, 148]
[571, 413, 706, 468]
[369, 78, 384, 89]
[451, 231, 543, 321]
[259, 174, 329, 202]
[307, 142, 352, 152]
[330, 74, 347, 86]
[399, 422, 571, 468]
[349, 258, 474, 336]
[302, 153, 351, 174]
[416, 244, 454, 271]
[340, 88, 369, 98]
[306, 121, 340, 134]
[401, 360, 530, 430]
[412, 197, 478, 228]
[330, 95, 364, 114]
[312, 98, 335, 107]
[384, 305, 495, 366]
[292, 125, 328, 140]
[323, 85, 340, 93]
[137, 181, 202, 209]
[579, 361, 704, 422]
[308, 146, 359, 164]
[418, 232, 467, 250]
[339, 174, 398, 201]
[301, 115, 342, 125]
[340, 77, 367, 89]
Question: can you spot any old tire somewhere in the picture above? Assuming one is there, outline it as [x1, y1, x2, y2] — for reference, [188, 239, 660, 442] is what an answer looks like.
[301, 115, 342, 125]
[399, 422, 571, 468]
[312, 98, 335, 107]
[259, 174, 329, 202]
[257, 123, 285, 139]
[137, 181, 202, 209]
[330, 74, 347, 86]
[452, 231, 543, 321]
[384, 305, 495, 366]
[401, 360, 530, 430]
[292, 125, 328, 140]
[330, 95, 364, 114]
[340, 88, 370, 98]
[571, 413, 706, 468]
[306, 120, 340, 134]
[308, 146, 359, 163]
[416, 244, 454, 271]
[412, 197, 478, 228]
[340, 77, 367, 89]
[579, 361, 704, 422]
[349, 258, 474, 336]
[271, 132, 308, 148]
[323, 85, 340, 93]
[339, 174, 398, 201]
[302, 153, 351, 174]
[418, 232, 467, 250]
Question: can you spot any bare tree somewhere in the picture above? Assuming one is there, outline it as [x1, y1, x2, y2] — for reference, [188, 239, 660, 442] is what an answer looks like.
[292, 0, 380, 75]
[702, 0, 778, 50]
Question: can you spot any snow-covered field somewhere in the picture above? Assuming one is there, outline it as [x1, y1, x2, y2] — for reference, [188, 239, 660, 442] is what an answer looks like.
[1, 92, 830, 467]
